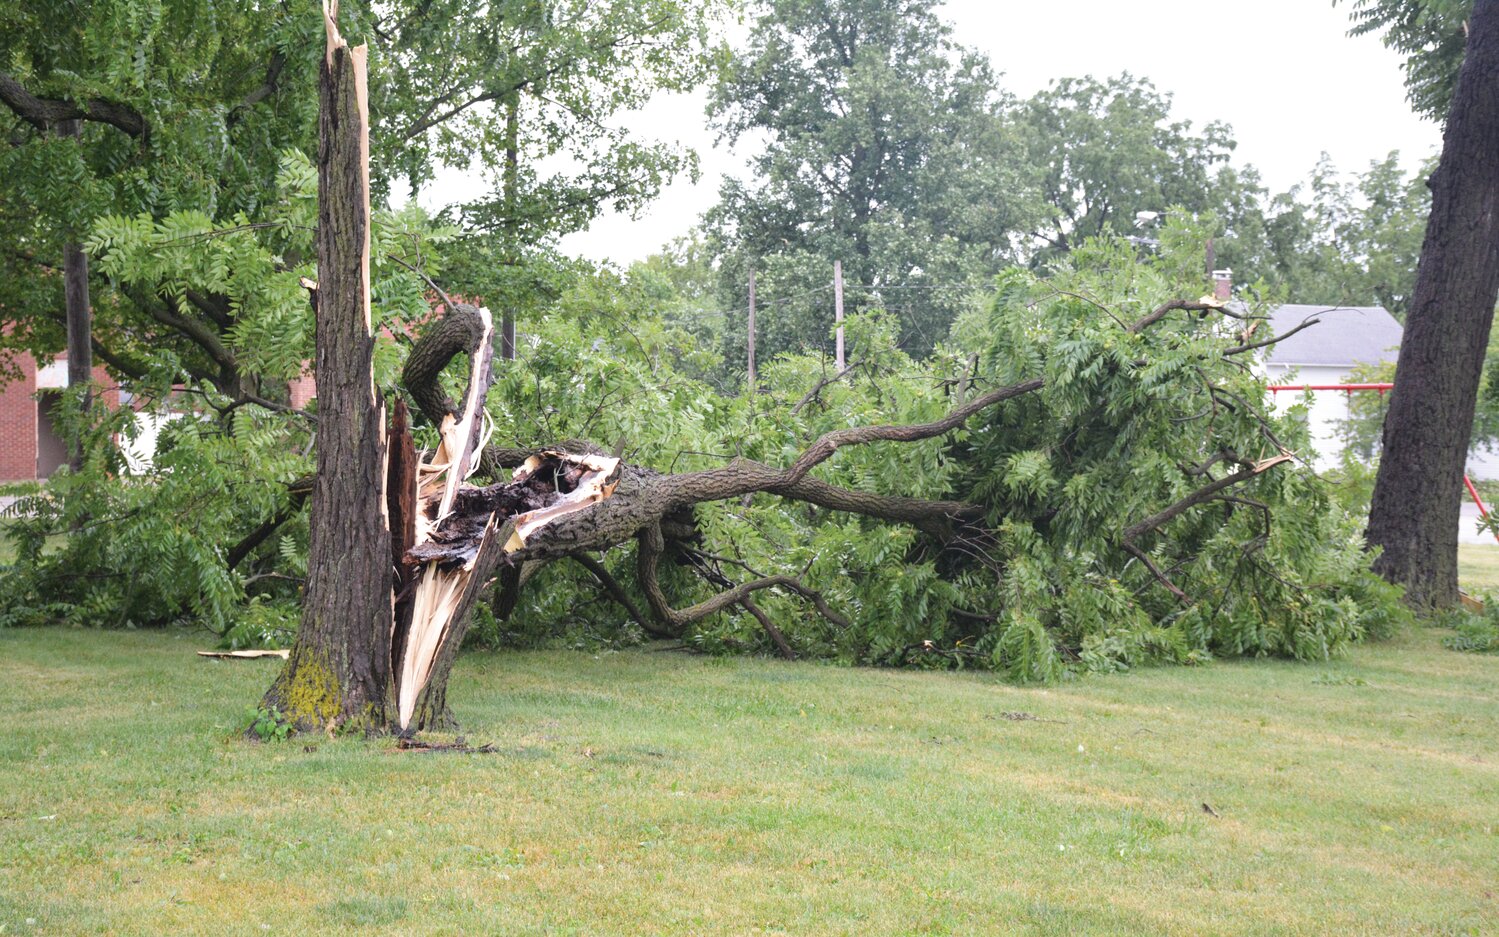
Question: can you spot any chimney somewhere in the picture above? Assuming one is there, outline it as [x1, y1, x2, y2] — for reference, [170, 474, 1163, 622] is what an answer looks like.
[1212, 269, 1232, 302]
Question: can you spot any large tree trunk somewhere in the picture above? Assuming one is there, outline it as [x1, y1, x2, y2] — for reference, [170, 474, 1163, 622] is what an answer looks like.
[1367, 0, 1499, 609]
[261, 5, 394, 732]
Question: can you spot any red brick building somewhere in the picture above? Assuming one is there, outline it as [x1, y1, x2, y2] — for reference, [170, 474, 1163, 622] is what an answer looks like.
[0, 351, 119, 483]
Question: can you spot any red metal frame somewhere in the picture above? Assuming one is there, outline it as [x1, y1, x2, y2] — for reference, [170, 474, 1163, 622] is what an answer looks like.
[1465, 475, 1497, 542]
[1268, 383, 1394, 394]
[1267, 381, 1497, 543]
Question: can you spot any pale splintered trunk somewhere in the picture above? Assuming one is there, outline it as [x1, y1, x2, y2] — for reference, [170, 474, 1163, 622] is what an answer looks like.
[396, 437, 620, 732]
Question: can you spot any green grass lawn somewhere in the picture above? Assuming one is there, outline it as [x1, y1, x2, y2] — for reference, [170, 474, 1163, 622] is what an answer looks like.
[2, 628, 1497, 935]
[1460, 543, 1499, 593]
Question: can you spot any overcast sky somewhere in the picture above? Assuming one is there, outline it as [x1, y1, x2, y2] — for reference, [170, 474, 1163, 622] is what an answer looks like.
[423, 0, 1443, 266]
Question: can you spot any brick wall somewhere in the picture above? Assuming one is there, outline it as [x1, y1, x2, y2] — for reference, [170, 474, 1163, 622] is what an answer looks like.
[0, 352, 38, 482]
[0, 353, 123, 483]
[287, 365, 317, 409]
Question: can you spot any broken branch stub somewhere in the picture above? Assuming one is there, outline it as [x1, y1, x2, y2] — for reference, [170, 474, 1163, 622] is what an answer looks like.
[392, 318, 620, 729]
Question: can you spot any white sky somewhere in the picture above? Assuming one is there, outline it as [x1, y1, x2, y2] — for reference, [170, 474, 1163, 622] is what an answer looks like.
[422, 0, 1442, 266]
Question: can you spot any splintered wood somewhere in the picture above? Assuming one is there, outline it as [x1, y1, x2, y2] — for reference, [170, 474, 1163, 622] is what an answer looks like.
[392, 325, 619, 728]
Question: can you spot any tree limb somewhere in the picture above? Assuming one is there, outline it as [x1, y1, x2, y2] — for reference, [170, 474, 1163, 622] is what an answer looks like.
[401, 300, 486, 425]
[567, 551, 673, 639]
[740, 597, 797, 659]
[635, 524, 850, 633]
[227, 51, 288, 127]
[1128, 298, 1224, 334]
[791, 359, 861, 414]
[0, 72, 146, 137]
[1120, 454, 1293, 600]
[1222, 317, 1321, 356]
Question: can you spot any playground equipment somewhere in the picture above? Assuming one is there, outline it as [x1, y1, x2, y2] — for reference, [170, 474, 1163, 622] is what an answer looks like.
[1268, 381, 1499, 545]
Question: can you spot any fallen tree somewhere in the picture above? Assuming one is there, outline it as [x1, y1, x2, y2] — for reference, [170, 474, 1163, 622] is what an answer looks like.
[256, 7, 1402, 736]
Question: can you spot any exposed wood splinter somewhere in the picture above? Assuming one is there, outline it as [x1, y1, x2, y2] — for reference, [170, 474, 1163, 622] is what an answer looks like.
[392, 338, 620, 728]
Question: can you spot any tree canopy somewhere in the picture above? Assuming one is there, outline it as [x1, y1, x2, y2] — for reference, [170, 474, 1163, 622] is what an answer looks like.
[1014, 74, 1238, 264]
[704, 0, 1031, 360]
[1340, 0, 1472, 120]
[0, 0, 723, 401]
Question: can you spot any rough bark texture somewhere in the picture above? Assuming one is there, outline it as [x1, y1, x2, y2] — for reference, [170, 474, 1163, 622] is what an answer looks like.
[1367, 0, 1499, 609]
[58, 119, 92, 471]
[387, 399, 418, 706]
[261, 10, 393, 731]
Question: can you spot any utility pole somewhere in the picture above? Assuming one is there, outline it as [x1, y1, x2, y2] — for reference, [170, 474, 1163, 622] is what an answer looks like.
[747, 269, 757, 390]
[833, 259, 845, 371]
[501, 314, 515, 360]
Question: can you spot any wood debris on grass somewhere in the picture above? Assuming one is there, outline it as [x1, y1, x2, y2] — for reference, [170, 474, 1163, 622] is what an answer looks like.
[393, 736, 498, 754]
[990, 711, 1067, 723]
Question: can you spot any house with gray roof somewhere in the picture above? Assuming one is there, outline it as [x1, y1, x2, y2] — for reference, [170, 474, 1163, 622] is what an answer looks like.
[1258, 304, 1403, 472]
[1261, 305, 1404, 374]
[1257, 303, 1499, 487]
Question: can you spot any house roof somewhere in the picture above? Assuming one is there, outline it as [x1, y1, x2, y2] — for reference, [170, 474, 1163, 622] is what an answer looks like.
[1260, 304, 1402, 368]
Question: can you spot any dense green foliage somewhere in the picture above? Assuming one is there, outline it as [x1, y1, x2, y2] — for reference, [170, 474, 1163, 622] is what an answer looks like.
[0, 151, 434, 644]
[479, 228, 1407, 677]
[1442, 608, 1499, 651]
[704, 0, 1030, 361]
[2, 0, 1436, 679]
[1339, 0, 1471, 121]
[2, 218, 1409, 677]
[0, 0, 723, 396]
[1015, 75, 1238, 265]
[1245, 154, 1432, 319]
[0, 386, 307, 642]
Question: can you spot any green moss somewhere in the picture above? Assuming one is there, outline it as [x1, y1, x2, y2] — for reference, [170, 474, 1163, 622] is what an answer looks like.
[278, 648, 341, 728]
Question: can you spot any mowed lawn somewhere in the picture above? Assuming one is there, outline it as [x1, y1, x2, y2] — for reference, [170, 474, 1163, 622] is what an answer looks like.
[1460, 542, 1499, 593]
[1, 626, 1497, 936]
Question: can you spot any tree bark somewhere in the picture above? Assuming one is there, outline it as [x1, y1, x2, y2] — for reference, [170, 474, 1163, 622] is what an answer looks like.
[1367, 0, 1499, 609]
[261, 5, 394, 732]
[58, 119, 92, 471]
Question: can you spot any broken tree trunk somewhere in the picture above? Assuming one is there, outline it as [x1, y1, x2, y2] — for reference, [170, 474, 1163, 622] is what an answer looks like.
[260, 3, 393, 732]
[259, 4, 1293, 735]
[255, 5, 631, 737]
[389, 298, 624, 730]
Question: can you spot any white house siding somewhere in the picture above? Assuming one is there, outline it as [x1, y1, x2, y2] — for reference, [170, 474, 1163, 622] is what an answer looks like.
[119, 410, 181, 474]
[1466, 446, 1499, 481]
[1263, 363, 1368, 472]
[1262, 363, 1499, 481]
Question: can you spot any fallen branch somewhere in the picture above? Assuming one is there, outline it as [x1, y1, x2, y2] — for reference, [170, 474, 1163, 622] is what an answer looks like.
[1121, 453, 1294, 601]
[1223, 316, 1321, 356]
[740, 596, 797, 659]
